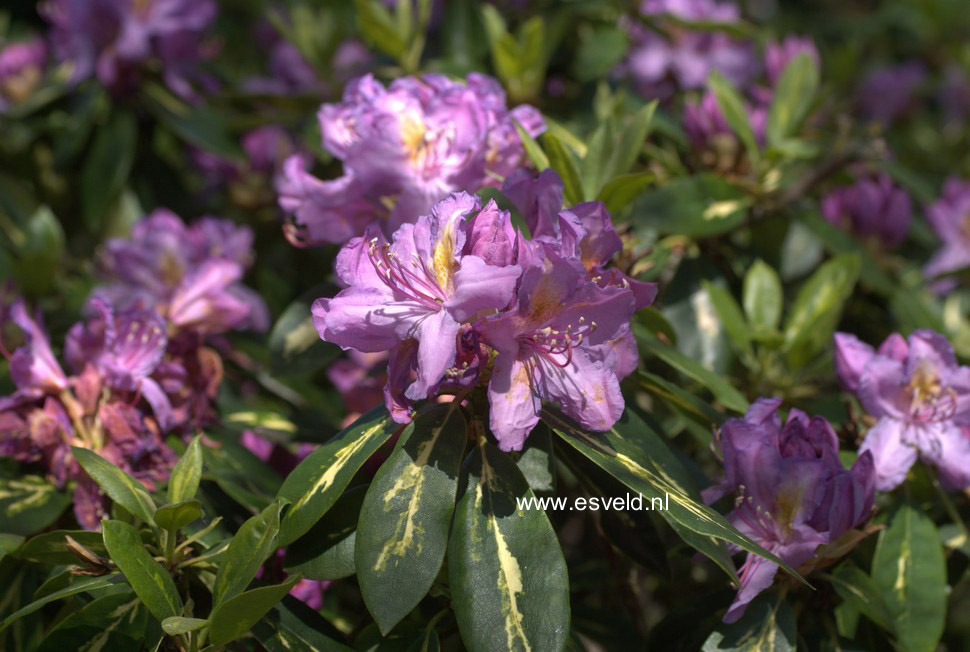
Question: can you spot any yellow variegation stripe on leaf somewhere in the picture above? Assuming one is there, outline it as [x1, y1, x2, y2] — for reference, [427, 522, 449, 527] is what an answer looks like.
[544, 407, 807, 586]
[357, 402, 467, 634]
[448, 440, 569, 652]
[278, 406, 397, 545]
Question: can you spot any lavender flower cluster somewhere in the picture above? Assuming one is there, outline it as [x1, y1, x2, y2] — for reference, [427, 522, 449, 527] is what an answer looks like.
[312, 170, 655, 451]
[0, 211, 265, 527]
[276, 73, 545, 246]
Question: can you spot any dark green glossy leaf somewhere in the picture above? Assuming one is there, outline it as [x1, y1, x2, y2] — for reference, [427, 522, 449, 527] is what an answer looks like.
[354, 0, 407, 60]
[153, 500, 202, 533]
[278, 406, 398, 545]
[766, 53, 819, 146]
[742, 260, 783, 333]
[709, 71, 759, 165]
[13, 530, 106, 565]
[703, 280, 753, 358]
[515, 422, 555, 493]
[252, 594, 353, 651]
[597, 172, 654, 216]
[542, 132, 583, 206]
[448, 440, 569, 652]
[545, 408, 806, 584]
[268, 289, 342, 374]
[573, 25, 629, 82]
[285, 486, 366, 581]
[630, 174, 750, 237]
[702, 594, 795, 651]
[782, 253, 860, 366]
[0, 575, 123, 634]
[72, 447, 156, 525]
[0, 474, 71, 536]
[37, 592, 147, 652]
[11, 205, 64, 297]
[212, 501, 282, 606]
[101, 520, 182, 621]
[872, 504, 946, 652]
[826, 562, 893, 633]
[141, 83, 241, 159]
[357, 402, 467, 634]
[605, 101, 657, 183]
[513, 120, 549, 171]
[634, 325, 748, 413]
[208, 575, 302, 647]
[80, 109, 136, 231]
[167, 436, 203, 504]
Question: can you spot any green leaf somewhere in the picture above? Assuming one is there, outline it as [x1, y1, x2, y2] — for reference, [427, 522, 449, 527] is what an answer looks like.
[0, 575, 123, 634]
[252, 595, 353, 652]
[167, 436, 203, 504]
[0, 474, 72, 536]
[703, 281, 753, 359]
[356, 402, 467, 634]
[37, 592, 148, 652]
[278, 406, 398, 545]
[638, 370, 724, 429]
[630, 174, 750, 237]
[161, 617, 208, 636]
[285, 486, 366, 581]
[0, 534, 23, 562]
[597, 172, 654, 216]
[634, 325, 749, 413]
[702, 594, 796, 651]
[766, 53, 820, 146]
[80, 109, 136, 231]
[208, 575, 302, 647]
[101, 520, 182, 621]
[796, 211, 894, 295]
[825, 562, 894, 633]
[709, 71, 759, 165]
[153, 500, 202, 532]
[545, 408, 806, 585]
[13, 530, 106, 565]
[542, 133, 583, 206]
[515, 422, 555, 493]
[872, 504, 946, 652]
[572, 25, 629, 82]
[11, 205, 65, 297]
[513, 120, 549, 171]
[782, 253, 860, 366]
[141, 86, 241, 159]
[72, 447, 156, 525]
[448, 440, 570, 652]
[354, 0, 407, 60]
[742, 260, 783, 332]
[268, 291, 341, 374]
[606, 101, 657, 183]
[212, 501, 283, 606]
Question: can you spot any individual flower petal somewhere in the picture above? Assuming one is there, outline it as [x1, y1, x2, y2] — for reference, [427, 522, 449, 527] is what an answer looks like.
[858, 419, 918, 491]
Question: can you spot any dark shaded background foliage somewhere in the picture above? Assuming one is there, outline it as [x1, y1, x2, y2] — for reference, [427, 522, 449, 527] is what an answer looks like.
[2, 0, 970, 650]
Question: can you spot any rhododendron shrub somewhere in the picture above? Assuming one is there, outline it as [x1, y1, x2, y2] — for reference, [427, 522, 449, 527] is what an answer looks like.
[3, 0, 970, 650]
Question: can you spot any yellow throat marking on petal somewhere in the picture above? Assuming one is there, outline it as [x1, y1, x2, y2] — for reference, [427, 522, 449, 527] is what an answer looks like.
[400, 113, 428, 167]
[433, 218, 458, 291]
[907, 358, 943, 409]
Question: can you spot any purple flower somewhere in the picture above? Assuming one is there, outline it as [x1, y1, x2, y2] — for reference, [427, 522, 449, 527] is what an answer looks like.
[924, 177, 970, 289]
[95, 209, 268, 334]
[623, 0, 757, 99]
[65, 299, 174, 430]
[0, 302, 178, 529]
[821, 174, 911, 249]
[477, 250, 635, 451]
[1, 301, 68, 409]
[0, 38, 47, 108]
[764, 36, 819, 85]
[313, 192, 523, 417]
[705, 398, 875, 623]
[856, 62, 925, 124]
[834, 330, 970, 491]
[42, 0, 216, 98]
[312, 186, 652, 450]
[276, 73, 545, 246]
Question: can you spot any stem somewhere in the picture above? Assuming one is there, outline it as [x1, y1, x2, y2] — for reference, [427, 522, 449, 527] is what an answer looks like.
[175, 517, 223, 553]
[165, 526, 177, 565]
